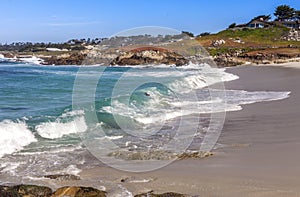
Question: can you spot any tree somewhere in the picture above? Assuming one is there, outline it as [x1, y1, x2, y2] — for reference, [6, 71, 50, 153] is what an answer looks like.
[294, 10, 300, 20]
[252, 14, 271, 21]
[181, 31, 194, 37]
[197, 32, 210, 37]
[87, 38, 91, 44]
[228, 23, 236, 29]
[274, 5, 295, 21]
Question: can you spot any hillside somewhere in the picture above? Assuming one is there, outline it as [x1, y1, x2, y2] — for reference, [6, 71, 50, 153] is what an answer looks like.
[196, 26, 300, 66]
[1, 27, 300, 67]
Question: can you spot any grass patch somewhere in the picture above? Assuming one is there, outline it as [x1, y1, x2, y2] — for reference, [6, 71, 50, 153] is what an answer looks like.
[196, 26, 300, 48]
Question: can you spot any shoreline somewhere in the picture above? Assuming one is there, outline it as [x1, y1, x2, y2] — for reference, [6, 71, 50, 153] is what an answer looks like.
[1, 63, 300, 196]
[2, 48, 300, 67]
[2, 53, 300, 68]
[80, 63, 300, 196]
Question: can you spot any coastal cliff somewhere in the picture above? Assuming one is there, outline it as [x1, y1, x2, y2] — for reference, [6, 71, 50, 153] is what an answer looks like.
[110, 47, 189, 66]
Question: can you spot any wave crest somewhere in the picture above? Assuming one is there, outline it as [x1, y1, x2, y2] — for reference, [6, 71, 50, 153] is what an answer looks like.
[0, 120, 37, 158]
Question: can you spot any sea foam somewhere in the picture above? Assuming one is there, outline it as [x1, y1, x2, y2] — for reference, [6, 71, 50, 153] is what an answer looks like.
[36, 116, 87, 139]
[0, 120, 37, 158]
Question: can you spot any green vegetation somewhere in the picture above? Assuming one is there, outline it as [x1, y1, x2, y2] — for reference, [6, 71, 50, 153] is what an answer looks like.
[208, 47, 239, 57]
[228, 23, 236, 29]
[196, 26, 300, 59]
[296, 10, 300, 20]
[197, 26, 296, 46]
[197, 32, 211, 37]
[196, 4, 300, 58]
[0, 38, 103, 52]
[182, 31, 194, 37]
[216, 27, 288, 44]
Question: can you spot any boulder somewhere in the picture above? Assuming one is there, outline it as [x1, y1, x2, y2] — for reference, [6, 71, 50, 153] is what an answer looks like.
[51, 186, 106, 197]
[211, 39, 226, 47]
[0, 185, 52, 197]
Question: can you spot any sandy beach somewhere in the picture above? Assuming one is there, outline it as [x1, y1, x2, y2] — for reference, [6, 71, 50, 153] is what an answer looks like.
[76, 64, 300, 197]
[2, 1, 300, 196]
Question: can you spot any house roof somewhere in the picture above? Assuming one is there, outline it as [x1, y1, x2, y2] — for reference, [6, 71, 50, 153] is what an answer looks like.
[234, 19, 300, 29]
[235, 19, 273, 28]
[247, 19, 273, 26]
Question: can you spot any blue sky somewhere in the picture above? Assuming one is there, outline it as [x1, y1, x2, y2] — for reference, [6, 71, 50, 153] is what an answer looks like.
[0, 0, 300, 43]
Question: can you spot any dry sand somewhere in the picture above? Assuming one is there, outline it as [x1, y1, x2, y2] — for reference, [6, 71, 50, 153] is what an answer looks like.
[79, 63, 300, 197]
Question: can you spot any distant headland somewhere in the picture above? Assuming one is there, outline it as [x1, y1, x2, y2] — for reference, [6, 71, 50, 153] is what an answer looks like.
[0, 4, 299, 67]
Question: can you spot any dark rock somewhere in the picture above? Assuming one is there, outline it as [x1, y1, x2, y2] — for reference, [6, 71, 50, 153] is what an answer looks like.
[108, 150, 214, 160]
[111, 47, 189, 66]
[120, 177, 129, 183]
[43, 53, 87, 65]
[51, 186, 106, 197]
[135, 191, 188, 197]
[0, 185, 52, 197]
[177, 151, 214, 160]
[44, 174, 81, 181]
[0, 186, 18, 197]
[214, 56, 244, 67]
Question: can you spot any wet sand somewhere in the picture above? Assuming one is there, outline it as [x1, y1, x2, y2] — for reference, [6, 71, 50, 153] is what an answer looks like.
[80, 64, 300, 196]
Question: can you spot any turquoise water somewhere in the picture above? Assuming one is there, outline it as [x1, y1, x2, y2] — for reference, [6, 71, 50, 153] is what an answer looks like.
[0, 64, 77, 120]
[0, 62, 290, 182]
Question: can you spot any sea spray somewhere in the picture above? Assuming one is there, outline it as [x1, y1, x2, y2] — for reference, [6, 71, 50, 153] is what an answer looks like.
[0, 120, 37, 158]
[35, 110, 87, 139]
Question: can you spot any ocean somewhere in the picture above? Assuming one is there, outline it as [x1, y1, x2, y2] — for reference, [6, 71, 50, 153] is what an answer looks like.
[0, 61, 290, 183]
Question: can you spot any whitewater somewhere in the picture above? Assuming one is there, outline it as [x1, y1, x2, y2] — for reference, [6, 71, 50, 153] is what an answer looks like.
[0, 62, 290, 183]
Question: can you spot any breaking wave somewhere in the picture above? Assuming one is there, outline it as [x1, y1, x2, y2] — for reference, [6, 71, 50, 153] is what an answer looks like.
[0, 120, 37, 158]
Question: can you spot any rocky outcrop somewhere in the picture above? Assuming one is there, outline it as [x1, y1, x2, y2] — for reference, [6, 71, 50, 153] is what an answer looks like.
[238, 49, 300, 64]
[282, 29, 300, 41]
[177, 151, 214, 160]
[108, 150, 214, 160]
[214, 56, 245, 67]
[211, 39, 226, 47]
[0, 185, 52, 197]
[43, 53, 87, 65]
[213, 47, 300, 67]
[51, 186, 106, 197]
[0, 184, 192, 197]
[0, 185, 106, 197]
[44, 174, 81, 181]
[110, 47, 189, 66]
